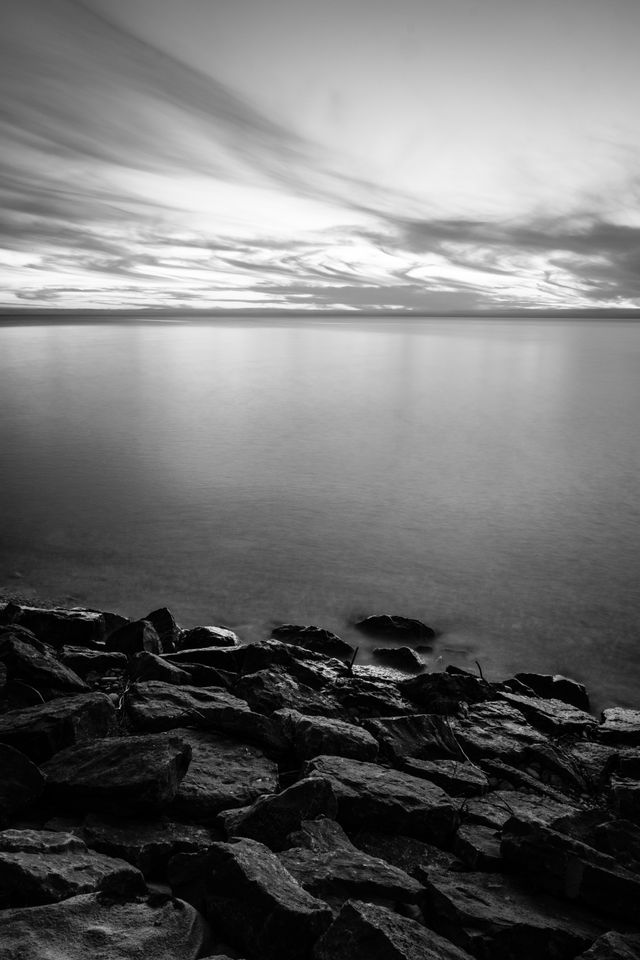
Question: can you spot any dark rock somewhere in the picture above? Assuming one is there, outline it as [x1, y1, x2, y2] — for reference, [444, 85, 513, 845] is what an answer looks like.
[498, 690, 597, 736]
[501, 816, 640, 923]
[0, 692, 116, 763]
[591, 820, 640, 874]
[287, 817, 355, 854]
[451, 701, 547, 762]
[174, 838, 333, 960]
[610, 777, 640, 822]
[618, 750, 640, 778]
[42, 733, 192, 816]
[83, 814, 217, 878]
[463, 789, 579, 830]
[165, 645, 244, 672]
[0, 892, 209, 960]
[174, 662, 236, 688]
[576, 931, 640, 959]
[170, 728, 278, 822]
[106, 618, 162, 657]
[219, 776, 337, 850]
[59, 646, 128, 678]
[313, 899, 475, 960]
[402, 758, 489, 797]
[373, 646, 425, 673]
[241, 640, 348, 689]
[305, 755, 458, 843]
[144, 607, 181, 652]
[0, 661, 5, 690]
[274, 708, 378, 762]
[332, 677, 416, 719]
[453, 823, 502, 870]
[567, 741, 620, 789]
[131, 651, 191, 685]
[271, 624, 354, 660]
[478, 758, 573, 803]
[400, 672, 493, 713]
[364, 714, 462, 764]
[355, 615, 436, 643]
[0, 743, 45, 825]
[0, 603, 106, 649]
[514, 672, 590, 711]
[518, 743, 590, 796]
[0, 828, 145, 907]
[180, 626, 239, 649]
[598, 709, 640, 746]
[351, 831, 461, 879]
[0, 626, 88, 696]
[235, 667, 341, 718]
[422, 864, 604, 960]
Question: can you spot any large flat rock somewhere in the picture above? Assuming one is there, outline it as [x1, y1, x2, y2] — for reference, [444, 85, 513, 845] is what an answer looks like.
[0, 603, 108, 649]
[598, 710, 640, 746]
[450, 701, 548, 763]
[463, 789, 579, 830]
[364, 714, 462, 763]
[0, 692, 116, 763]
[274, 708, 378, 762]
[498, 691, 597, 737]
[0, 626, 88, 696]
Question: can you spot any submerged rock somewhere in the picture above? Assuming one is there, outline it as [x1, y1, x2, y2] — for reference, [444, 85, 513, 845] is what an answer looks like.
[355, 615, 436, 643]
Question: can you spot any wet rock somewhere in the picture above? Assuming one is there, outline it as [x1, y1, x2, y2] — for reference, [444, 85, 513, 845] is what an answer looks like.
[180, 626, 239, 649]
[125, 680, 256, 736]
[219, 776, 336, 850]
[422, 865, 604, 960]
[271, 624, 354, 660]
[332, 677, 416, 719]
[478, 758, 572, 803]
[451, 701, 547, 762]
[598, 709, 640, 746]
[364, 714, 462, 764]
[305, 755, 458, 843]
[501, 817, 640, 923]
[0, 692, 116, 763]
[0, 603, 106, 649]
[463, 789, 579, 830]
[518, 743, 590, 796]
[0, 892, 208, 960]
[610, 777, 640, 822]
[355, 614, 436, 643]
[0, 744, 45, 824]
[577, 931, 640, 959]
[144, 607, 181, 652]
[373, 646, 425, 673]
[0, 828, 145, 907]
[174, 838, 333, 960]
[42, 733, 192, 816]
[274, 708, 378, 762]
[106, 618, 162, 657]
[453, 823, 502, 871]
[164, 645, 244, 672]
[287, 817, 355, 854]
[351, 831, 461, 879]
[498, 691, 597, 736]
[235, 667, 341, 718]
[83, 814, 216, 878]
[566, 741, 620, 789]
[170, 728, 278, 822]
[402, 758, 489, 797]
[314, 899, 475, 960]
[514, 672, 590, 711]
[59, 646, 128, 678]
[0, 626, 88, 696]
[241, 640, 348, 688]
[130, 651, 191, 685]
[400, 672, 493, 714]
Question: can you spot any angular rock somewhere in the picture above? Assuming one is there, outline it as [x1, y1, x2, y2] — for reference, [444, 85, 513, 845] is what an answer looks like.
[463, 789, 579, 830]
[577, 932, 640, 959]
[478, 758, 572, 803]
[499, 690, 597, 736]
[305, 755, 458, 843]
[0, 692, 116, 763]
[271, 624, 354, 659]
[0, 892, 208, 960]
[219, 776, 336, 850]
[590, 819, 640, 874]
[402, 758, 489, 797]
[0, 626, 88, 697]
[0, 602, 106, 649]
[364, 714, 462, 764]
[235, 667, 341, 718]
[451, 701, 547, 762]
[0, 828, 145, 907]
[351, 831, 460, 879]
[42, 733, 192, 815]
[106, 617, 162, 657]
[355, 614, 436, 642]
[314, 899, 474, 960]
[180, 626, 239, 648]
[618, 750, 640, 778]
[83, 813, 217, 878]
[422, 865, 604, 960]
[400, 672, 493, 714]
[171, 728, 278, 821]
[241, 640, 348, 688]
[501, 817, 640, 923]
[373, 646, 425, 673]
[0, 744, 45, 824]
[287, 817, 355, 854]
[610, 777, 640, 822]
[514, 672, 590, 711]
[165, 645, 244, 672]
[144, 607, 181, 652]
[59, 646, 128, 678]
[518, 743, 590, 796]
[333, 676, 416, 718]
[567, 741, 620, 789]
[598, 709, 640, 746]
[0, 661, 5, 691]
[131, 651, 191, 685]
[453, 823, 502, 871]
[274, 708, 378, 762]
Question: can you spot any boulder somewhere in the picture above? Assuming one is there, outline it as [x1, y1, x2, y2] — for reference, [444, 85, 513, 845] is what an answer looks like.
[400, 672, 492, 713]
[355, 615, 436, 642]
[332, 677, 416, 719]
[0, 743, 45, 824]
[451, 701, 547, 762]
[305, 755, 458, 844]
[463, 789, 579, 831]
[421, 865, 604, 960]
[219, 776, 337, 850]
[170, 728, 278, 822]
[566, 741, 620, 789]
[106, 618, 162, 657]
[83, 814, 216, 878]
[144, 607, 181, 652]
[164, 646, 244, 672]
[314, 899, 474, 960]
[59, 646, 128, 678]
[0, 603, 106, 649]
[403, 758, 488, 796]
[478, 758, 572, 803]
[0, 626, 88, 697]
[271, 625, 354, 660]
[241, 640, 348, 688]
[180, 626, 239, 649]
[498, 691, 597, 737]
[373, 646, 425, 673]
[0, 692, 116, 763]
[0, 828, 145, 907]
[274, 708, 378, 762]
[126, 680, 253, 735]
[364, 714, 462, 764]
[514, 673, 590, 711]
[598, 709, 640, 746]
[351, 831, 460, 879]
[518, 743, 590, 796]
[287, 817, 355, 854]
[591, 819, 640, 873]
[452, 823, 502, 871]
[576, 932, 640, 959]
[235, 667, 341, 718]
[42, 733, 192, 816]
[0, 892, 208, 960]
[130, 651, 191, 685]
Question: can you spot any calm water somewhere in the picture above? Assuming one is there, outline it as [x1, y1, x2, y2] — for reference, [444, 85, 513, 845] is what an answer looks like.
[1, 318, 639, 709]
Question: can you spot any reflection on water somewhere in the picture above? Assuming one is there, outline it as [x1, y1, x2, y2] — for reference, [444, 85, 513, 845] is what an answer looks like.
[1, 318, 639, 708]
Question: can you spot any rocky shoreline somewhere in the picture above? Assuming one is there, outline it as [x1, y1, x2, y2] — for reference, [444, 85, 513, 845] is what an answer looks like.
[1, 600, 640, 959]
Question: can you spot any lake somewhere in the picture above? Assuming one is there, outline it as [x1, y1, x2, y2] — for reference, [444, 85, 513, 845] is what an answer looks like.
[1, 317, 639, 709]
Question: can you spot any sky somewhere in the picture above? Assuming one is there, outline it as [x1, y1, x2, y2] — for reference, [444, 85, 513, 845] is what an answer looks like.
[1, 0, 640, 313]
